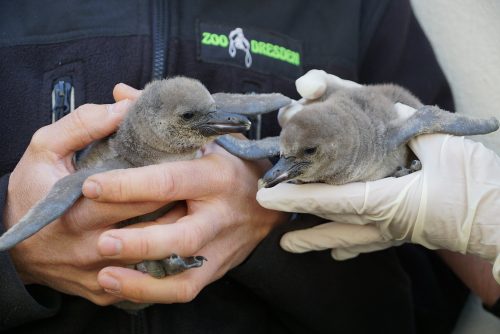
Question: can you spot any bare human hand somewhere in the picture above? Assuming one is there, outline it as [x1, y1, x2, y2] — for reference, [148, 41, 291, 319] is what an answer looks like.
[2, 87, 167, 306]
[83, 140, 288, 304]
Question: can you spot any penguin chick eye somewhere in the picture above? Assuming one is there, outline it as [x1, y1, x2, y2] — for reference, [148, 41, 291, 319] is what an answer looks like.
[303, 147, 317, 155]
[181, 112, 195, 120]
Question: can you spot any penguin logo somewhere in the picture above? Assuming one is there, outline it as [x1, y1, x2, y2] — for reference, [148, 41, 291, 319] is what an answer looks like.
[228, 28, 252, 68]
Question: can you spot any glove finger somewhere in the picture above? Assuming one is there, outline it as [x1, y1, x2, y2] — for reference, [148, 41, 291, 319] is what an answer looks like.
[330, 241, 398, 261]
[318, 213, 374, 225]
[296, 70, 361, 100]
[407, 133, 453, 166]
[280, 222, 384, 253]
[258, 174, 420, 222]
[295, 70, 327, 99]
[257, 182, 367, 219]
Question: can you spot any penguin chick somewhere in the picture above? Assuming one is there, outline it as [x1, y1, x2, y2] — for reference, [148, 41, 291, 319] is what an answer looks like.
[0, 76, 291, 253]
[264, 86, 422, 186]
[216, 84, 499, 187]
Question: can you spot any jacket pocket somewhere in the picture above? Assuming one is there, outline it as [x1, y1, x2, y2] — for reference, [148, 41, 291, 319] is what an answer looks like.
[40, 60, 85, 124]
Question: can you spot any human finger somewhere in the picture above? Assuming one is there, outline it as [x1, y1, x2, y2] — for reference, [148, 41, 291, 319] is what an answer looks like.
[30, 99, 130, 157]
[63, 199, 166, 232]
[97, 204, 225, 260]
[82, 154, 230, 202]
[43, 267, 124, 306]
[113, 83, 142, 102]
[97, 265, 204, 304]
[120, 202, 188, 229]
[97, 241, 222, 303]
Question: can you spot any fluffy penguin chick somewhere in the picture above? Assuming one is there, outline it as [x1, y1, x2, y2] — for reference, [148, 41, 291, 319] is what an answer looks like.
[81, 77, 250, 168]
[216, 84, 499, 187]
[273, 86, 420, 185]
[263, 85, 499, 186]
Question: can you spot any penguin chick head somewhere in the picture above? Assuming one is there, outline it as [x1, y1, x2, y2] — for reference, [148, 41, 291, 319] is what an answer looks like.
[262, 102, 359, 187]
[134, 77, 250, 153]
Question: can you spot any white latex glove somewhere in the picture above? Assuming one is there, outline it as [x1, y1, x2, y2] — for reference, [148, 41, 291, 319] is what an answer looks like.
[257, 70, 500, 284]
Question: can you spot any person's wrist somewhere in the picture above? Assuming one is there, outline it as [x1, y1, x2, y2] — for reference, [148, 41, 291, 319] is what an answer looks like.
[2, 189, 37, 284]
[484, 298, 500, 318]
[438, 250, 500, 307]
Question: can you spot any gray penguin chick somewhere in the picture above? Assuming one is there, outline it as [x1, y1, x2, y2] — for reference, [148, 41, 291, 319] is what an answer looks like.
[0, 76, 291, 309]
[217, 83, 499, 187]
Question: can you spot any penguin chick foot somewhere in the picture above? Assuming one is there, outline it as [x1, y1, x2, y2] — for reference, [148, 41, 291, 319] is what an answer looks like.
[161, 254, 207, 276]
[116, 255, 207, 312]
[409, 159, 422, 172]
[135, 260, 166, 278]
[392, 159, 422, 178]
[135, 254, 207, 277]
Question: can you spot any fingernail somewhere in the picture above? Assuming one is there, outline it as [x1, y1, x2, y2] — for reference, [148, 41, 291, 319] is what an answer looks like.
[107, 99, 130, 114]
[99, 272, 121, 293]
[82, 180, 102, 198]
[115, 82, 127, 90]
[99, 235, 123, 256]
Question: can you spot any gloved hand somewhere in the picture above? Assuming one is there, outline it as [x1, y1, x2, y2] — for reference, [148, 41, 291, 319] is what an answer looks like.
[257, 70, 500, 283]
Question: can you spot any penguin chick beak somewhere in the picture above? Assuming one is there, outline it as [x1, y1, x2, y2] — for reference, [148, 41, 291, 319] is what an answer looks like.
[197, 111, 251, 136]
[261, 157, 310, 188]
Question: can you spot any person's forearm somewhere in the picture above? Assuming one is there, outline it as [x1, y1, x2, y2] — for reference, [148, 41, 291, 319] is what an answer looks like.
[438, 250, 500, 307]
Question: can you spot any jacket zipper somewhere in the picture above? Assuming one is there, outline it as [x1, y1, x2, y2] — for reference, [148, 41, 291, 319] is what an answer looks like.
[51, 77, 74, 123]
[152, 0, 168, 80]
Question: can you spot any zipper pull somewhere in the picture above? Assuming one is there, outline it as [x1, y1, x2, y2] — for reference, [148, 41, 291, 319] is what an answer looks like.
[51, 78, 74, 123]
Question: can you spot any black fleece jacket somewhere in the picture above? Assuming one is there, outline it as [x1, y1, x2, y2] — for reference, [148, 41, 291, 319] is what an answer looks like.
[0, 1, 467, 333]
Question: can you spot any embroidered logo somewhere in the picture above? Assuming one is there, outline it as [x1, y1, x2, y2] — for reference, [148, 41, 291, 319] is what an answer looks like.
[198, 22, 303, 78]
[228, 28, 252, 68]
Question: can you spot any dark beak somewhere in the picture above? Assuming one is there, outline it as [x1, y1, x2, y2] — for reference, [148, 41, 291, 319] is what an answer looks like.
[261, 157, 310, 188]
[197, 111, 251, 136]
